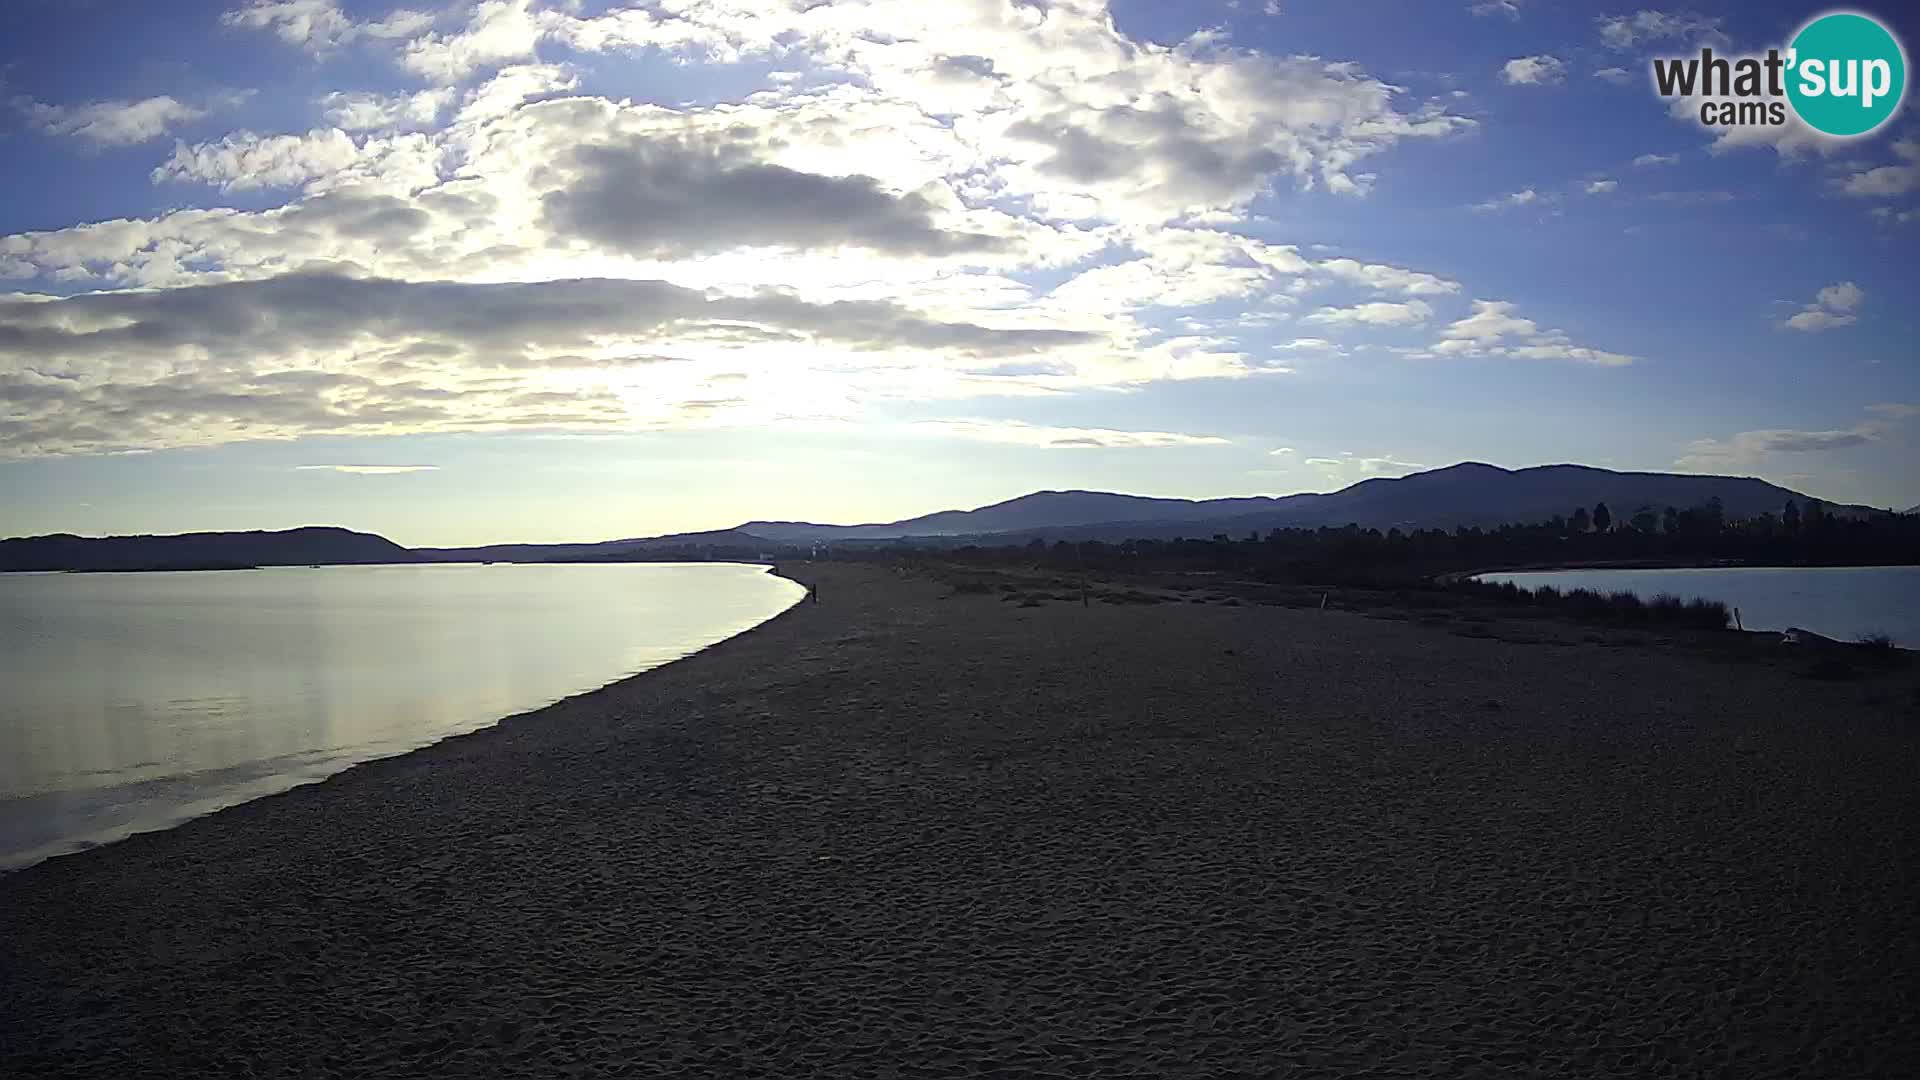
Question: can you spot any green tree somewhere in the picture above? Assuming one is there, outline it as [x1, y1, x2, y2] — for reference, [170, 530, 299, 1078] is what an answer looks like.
[1571, 506, 1591, 533]
[1783, 499, 1801, 535]
[1630, 506, 1659, 533]
[1592, 502, 1612, 533]
[1662, 506, 1681, 535]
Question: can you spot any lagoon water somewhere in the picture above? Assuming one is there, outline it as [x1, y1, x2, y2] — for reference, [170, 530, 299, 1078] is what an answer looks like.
[1477, 565, 1920, 647]
[0, 562, 802, 870]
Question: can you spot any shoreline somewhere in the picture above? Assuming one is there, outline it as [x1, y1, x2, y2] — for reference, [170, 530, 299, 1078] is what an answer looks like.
[1464, 559, 1920, 575]
[0, 561, 807, 874]
[1447, 563, 1918, 647]
[4, 563, 1917, 1077]
[1443, 558, 1920, 582]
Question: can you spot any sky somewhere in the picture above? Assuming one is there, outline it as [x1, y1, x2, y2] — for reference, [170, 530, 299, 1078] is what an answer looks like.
[0, 0, 1915, 546]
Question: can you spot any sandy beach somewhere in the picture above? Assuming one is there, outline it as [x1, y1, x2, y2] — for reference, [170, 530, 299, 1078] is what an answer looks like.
[3, 563, 1916, 1078]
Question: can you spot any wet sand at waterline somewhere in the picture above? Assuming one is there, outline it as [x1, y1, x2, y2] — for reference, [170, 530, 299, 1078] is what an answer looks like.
[3, 565, 1916, 1078]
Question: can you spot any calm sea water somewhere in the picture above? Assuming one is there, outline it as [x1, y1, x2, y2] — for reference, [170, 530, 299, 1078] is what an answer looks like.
[1477, 565, 1920, 647]
[0, 563, 803, 870]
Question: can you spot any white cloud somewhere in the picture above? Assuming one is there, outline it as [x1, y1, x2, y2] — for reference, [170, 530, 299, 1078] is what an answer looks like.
[1781, 281, 1864, 332]
[1837, 138, 1920, 199]
[321, 89, 455, 131]
[1597, 11, 1725, 50]
[1305, 451, 1428, 483]
[1314, 258, 1459, 295]
[1816, 282, 1864, 313]
[295, 464, 439, 474]
[1584, 179, 1618, 194]
[1470, 1, 1524, 18]
[223, 0, 432, 50]
[1473, 188, 1546, 211]
[152, 129, 371, 191]
[15, 95, 209, 146]
[1593, 67, 1634, 85]
[916, 419, 1230, 449]
[1675, 409, 1902, 470]
[1632, 152, 1680, 167]
[402, 0, 546, 83]
[1501, 56, 1566, 86]
[1782, 310, 1856, 332]
[454, 62, 578, 121]
[1441, 300, 1538, 342]
[1696, 109, 1834, 158]
[502, 0, 1474, 220]
[1434, 300, 1635, 365]
[0, 3, 1506, 458]
[191, 2, 1478, 226]
[2, 78, 1078, 290]
[1304, 299, 1433, 326]
[1649, 190, 1734, 205]
[1658, 77, 1836, 159]
[1046, 228, 1309, 315]
[0, 272, 1110, 456]
[1500, 343, 1636, 366]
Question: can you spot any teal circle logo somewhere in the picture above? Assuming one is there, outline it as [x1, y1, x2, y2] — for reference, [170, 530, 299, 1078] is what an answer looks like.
[1786, 12, 1907, 137]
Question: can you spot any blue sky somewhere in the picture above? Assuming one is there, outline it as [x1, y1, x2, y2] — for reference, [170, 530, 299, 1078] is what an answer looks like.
[1, 0, 1915, 545]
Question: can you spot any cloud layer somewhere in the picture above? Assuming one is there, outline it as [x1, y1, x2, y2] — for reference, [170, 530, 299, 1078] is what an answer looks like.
[0, 0, 1670, 461]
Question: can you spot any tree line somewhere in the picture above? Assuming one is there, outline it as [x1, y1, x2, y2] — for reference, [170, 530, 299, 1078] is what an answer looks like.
[928, 498, 1919, 586]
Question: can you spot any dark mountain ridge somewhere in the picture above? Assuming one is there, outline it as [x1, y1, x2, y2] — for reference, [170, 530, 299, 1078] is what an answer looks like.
[736, 463, 1880, 545]
[411, 529, 777, 563]
[3, 463, 1891, 570]
[0, 527, 410, 573]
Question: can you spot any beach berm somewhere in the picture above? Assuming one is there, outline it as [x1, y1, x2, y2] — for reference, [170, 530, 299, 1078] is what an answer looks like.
[2, 564, 1916, 1078]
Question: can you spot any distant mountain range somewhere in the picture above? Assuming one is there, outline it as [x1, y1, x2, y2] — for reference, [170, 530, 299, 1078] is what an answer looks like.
[1, 463, 1894, 571]
[0, 527, 409, 572]
[408, 529, 769, 564]
[730, 463, 1881, 547]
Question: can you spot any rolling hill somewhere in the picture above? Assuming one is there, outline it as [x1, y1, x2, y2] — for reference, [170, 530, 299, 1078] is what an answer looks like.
[411, 529, 778, 563]
[3, 463, 1885, 570]
[0, 527, 412, 572]
[735, 463, 1874, 545]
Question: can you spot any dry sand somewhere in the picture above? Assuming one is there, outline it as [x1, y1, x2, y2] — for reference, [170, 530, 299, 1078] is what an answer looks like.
[3, 563, 1917, 1078]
